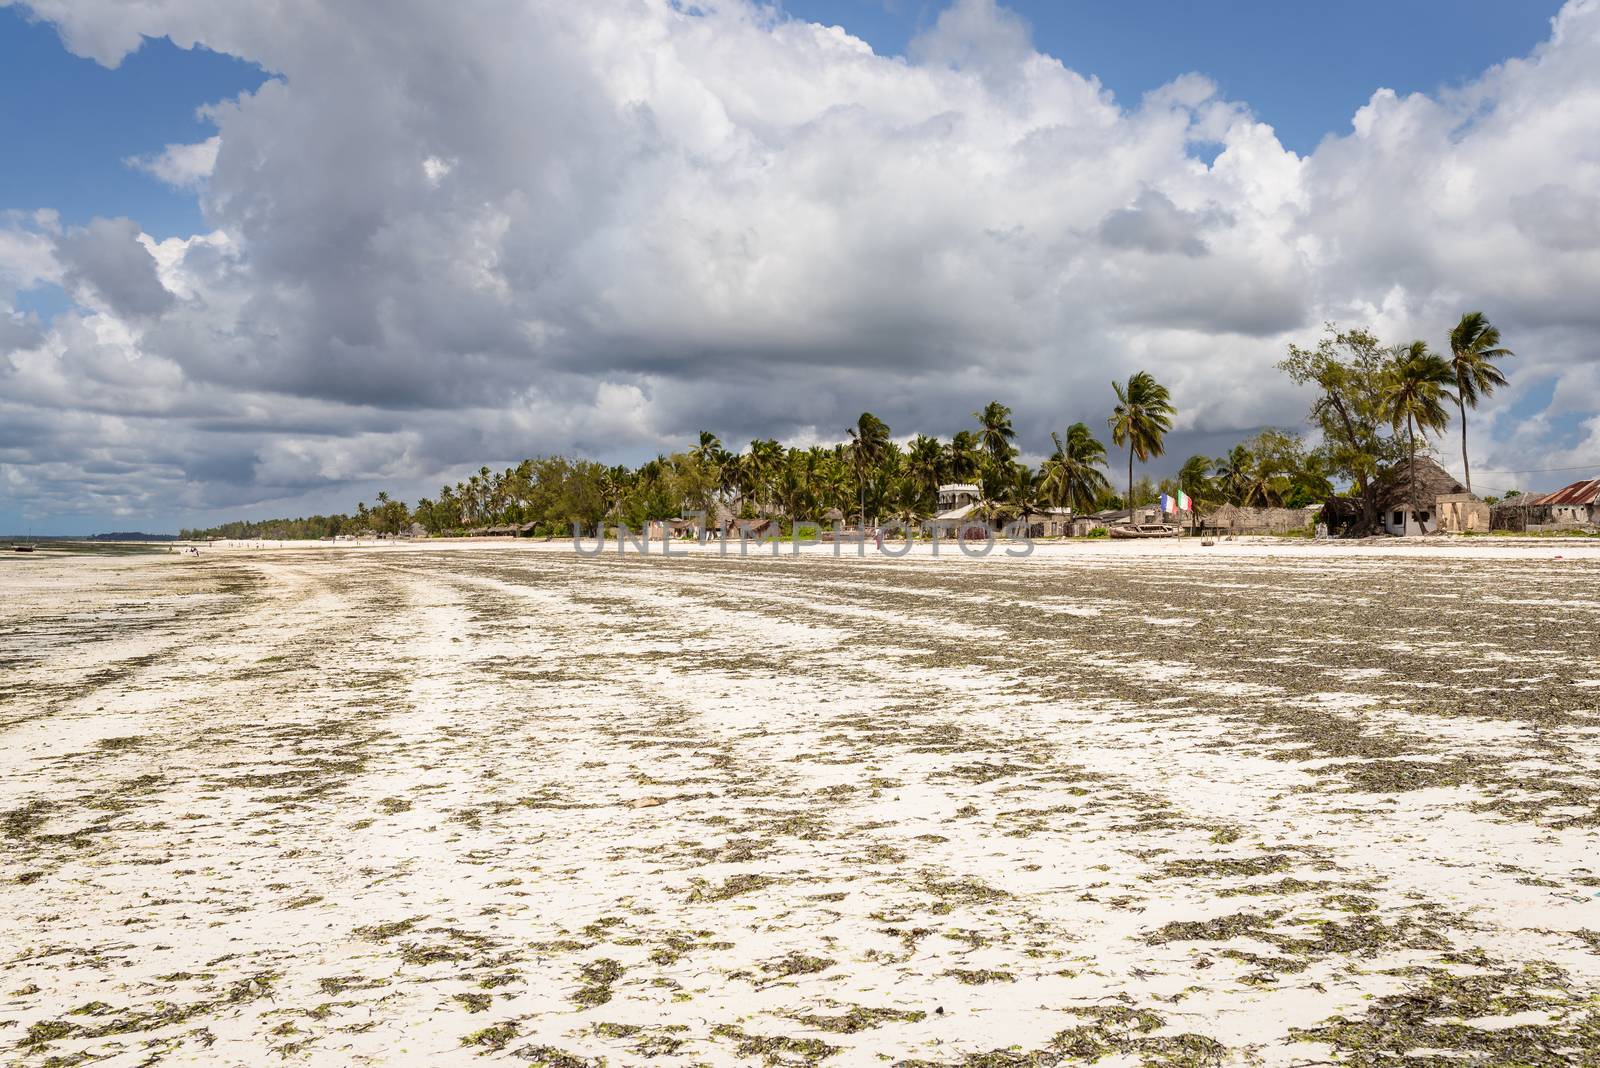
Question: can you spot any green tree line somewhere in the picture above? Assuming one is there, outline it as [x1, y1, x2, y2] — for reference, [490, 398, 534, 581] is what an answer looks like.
[182, 312, 1510, 540]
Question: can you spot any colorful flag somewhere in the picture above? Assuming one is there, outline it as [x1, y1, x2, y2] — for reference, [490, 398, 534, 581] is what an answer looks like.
[1162, 492, 1193, 514]
[1177, 490, 1192, 512]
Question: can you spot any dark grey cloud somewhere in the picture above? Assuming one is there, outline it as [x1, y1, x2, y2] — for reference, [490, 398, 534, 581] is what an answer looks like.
[1510, 183, 1600, 253]
[1098, 189, 1224, 257]
[52, 217, 174, 318]
[0, 310, 43, 355]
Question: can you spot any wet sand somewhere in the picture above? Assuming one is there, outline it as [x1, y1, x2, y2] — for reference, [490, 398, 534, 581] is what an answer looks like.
[3, 540, 1599, 1065]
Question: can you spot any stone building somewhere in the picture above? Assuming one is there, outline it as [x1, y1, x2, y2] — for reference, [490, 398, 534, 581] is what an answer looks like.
[1492, 477, 1600, 532]
[1321, 457, 1488, 536]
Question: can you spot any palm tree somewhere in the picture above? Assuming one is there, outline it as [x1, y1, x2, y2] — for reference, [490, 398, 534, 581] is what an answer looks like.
[713, 446, 740, 503]
[1213, 445, 1252, 505]
[970, 490, 1009, 535]
[973, 401, 1016, 474]
[1178, 455, 1212, 500]
[946, 431, 983, 483]
[1177, 454, 1213, 533]
[690, 431, 722, 465]
[1381, 341, 1458, 519]
[1108, 372, 1176, 514]
[906, 434, 945, 512]
[1446, 312, 1513, 495]
[747, 438, 784, 514]
[1003, 465, 1042, 536]
[815, 451, 852, 515]
[847, 412, 891, 526]
[1039, 423, 1110, 513]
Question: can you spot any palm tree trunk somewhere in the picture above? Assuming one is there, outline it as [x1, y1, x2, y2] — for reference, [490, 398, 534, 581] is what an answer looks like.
[1127, 447, 1134, 520]
[1408, 414, 1417, 533]
[1458, 397, 1472, 495]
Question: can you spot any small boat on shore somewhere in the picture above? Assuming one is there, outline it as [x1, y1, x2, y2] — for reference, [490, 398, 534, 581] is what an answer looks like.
[11, 544, 36, 553]
[1107, 523, 1179, 539]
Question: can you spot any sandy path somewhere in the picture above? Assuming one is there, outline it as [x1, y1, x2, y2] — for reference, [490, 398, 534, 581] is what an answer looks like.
[3, 541, 1599, 1066]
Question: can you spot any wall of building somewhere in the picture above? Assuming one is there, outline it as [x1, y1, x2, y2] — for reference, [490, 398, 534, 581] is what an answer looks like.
[1490, 502, 1599, 531]
[1383, 506, 1431, 536]
[1435, 494, 1491, 533]
[1200, 506, 1319, 535]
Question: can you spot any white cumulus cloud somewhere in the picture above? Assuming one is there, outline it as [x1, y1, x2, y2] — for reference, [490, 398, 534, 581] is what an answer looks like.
[126, 135, 221, 189]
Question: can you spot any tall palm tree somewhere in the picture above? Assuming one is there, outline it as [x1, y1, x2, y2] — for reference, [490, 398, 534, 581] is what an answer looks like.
[1177, 455, 1212, 501]
[847, 412, 891, 526]
[1177, 454, 1213, 533]
[815, 451, 852, 515]
[713, 447, 739, 503]
[1039, 423, 1110, 512]
[946, 431, 983, 483]
[1214, 445, 1256, 506]
[906, 434, 945, 512]
[1381, 341, 1458, 519]
[690, 431, 722, 465]
[1447, 312, 1513, 494]
[973, 401, 1016, 474]
[747, 438, 784, 515]
[1212, 445, 1284, 507]
[1108, 372, 1176, 514]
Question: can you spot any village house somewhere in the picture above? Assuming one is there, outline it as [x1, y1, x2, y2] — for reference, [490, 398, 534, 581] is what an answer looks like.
[933, 483, 988, 539]
[728, 517, 780, 541]
[1322, 457, 1489, 536]
[1491, 477, 1600, 531]
[645, 518, 697, 541]
[1016, 506, 1074, 538]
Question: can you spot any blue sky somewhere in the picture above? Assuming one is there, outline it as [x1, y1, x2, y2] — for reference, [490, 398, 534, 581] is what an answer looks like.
[780, 0, 1563, 154]
[1, 1, 1594, 534]
[0, 7, 267, 239]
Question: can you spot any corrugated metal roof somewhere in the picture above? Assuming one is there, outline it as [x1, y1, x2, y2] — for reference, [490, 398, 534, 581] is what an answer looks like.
[1522, 477, 1600, 507]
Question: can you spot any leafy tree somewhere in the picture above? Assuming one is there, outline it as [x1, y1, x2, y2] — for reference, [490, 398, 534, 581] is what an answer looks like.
[1280, 326, 1404, 534]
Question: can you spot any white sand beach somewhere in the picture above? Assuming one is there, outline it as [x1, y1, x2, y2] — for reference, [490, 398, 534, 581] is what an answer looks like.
[3, 540, 1599, 1065]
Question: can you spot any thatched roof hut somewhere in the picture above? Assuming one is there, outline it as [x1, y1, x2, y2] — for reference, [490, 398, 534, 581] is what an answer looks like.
[1322, 457, 1483, 536]
[729, 517, 779, 539]
[1374, 457, 1468, 513]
